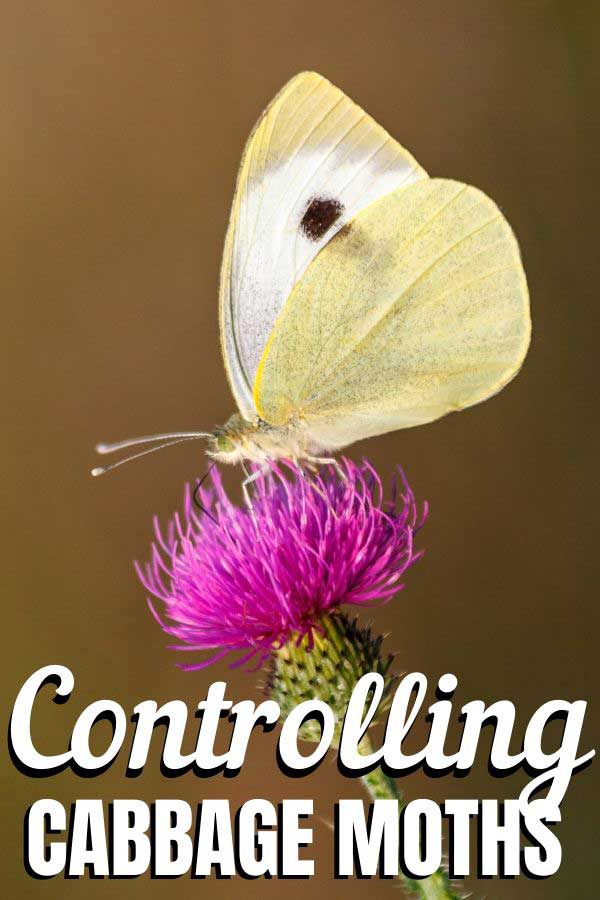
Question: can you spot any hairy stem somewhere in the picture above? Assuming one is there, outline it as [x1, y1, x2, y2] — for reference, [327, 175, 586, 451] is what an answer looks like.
[360, 734, 462, 899]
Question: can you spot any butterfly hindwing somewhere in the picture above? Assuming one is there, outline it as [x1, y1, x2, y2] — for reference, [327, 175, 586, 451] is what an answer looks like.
[253, 178, 530, 449]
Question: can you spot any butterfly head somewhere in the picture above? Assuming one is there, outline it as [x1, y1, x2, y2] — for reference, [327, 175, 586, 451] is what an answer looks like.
[207, 414, 255, 464]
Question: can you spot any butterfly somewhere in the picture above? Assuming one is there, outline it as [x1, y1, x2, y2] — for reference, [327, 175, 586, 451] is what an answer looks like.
[93, 71, 530, 496]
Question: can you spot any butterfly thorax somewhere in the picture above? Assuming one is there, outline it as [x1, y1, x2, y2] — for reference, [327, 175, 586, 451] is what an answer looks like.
[207, 413, 317, 465]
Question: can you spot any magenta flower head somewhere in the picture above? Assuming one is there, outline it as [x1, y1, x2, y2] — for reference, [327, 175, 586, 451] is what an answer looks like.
[136, 458, 427, 671]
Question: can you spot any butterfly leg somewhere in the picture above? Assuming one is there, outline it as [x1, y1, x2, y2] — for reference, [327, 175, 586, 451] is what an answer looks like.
[295, 459, 323, 495]
[306, 455, 347, 483]
[241, 463, 269, 532]
[300, 456, 347, 519]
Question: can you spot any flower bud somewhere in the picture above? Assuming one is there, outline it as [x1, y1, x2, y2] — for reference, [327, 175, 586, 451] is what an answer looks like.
[267, 613, 397, 745]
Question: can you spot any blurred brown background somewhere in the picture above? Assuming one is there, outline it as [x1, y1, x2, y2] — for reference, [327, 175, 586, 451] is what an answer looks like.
[3, 1, 599, 897]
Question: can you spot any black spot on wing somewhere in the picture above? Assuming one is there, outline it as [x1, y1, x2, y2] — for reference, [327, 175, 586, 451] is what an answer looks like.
[300, 197, 344, 241]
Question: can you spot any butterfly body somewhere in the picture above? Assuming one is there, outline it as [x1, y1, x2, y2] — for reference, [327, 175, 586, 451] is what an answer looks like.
[207, 414, 327, 467]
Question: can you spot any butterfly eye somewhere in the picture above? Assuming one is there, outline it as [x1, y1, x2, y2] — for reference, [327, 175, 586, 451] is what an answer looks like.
[215, 432, 235, 453]
[300, 197, 344, 241]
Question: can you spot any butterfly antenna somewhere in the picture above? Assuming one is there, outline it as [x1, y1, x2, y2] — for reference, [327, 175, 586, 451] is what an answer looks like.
[91, 432, 212, 477]
[95, 431, 212, 455]
[193, 462, 219, 525]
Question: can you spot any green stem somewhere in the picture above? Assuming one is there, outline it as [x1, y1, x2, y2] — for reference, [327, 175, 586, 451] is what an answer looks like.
[360, 734, 461, 900]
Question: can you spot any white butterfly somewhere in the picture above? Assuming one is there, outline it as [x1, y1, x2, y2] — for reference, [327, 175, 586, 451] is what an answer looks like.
[94, 72, 530, 496]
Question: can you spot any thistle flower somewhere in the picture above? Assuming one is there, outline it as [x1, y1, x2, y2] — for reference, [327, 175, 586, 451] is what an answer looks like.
[136, 458, 426, 671]
[136, 462, 462, 898]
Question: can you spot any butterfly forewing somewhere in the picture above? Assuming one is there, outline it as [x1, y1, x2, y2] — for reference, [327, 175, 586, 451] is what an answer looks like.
[219, 71, 427, 419]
